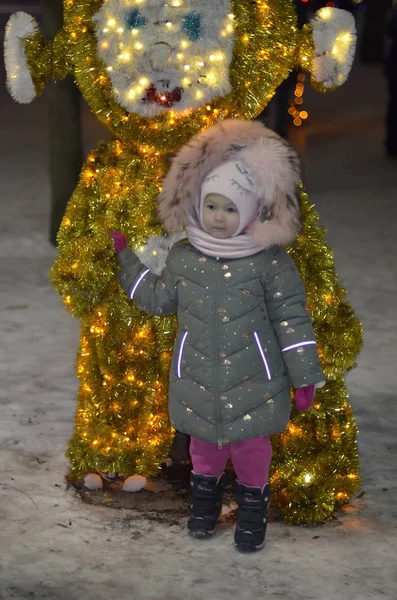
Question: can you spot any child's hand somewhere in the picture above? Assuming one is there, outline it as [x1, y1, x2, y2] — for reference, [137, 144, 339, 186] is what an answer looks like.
[295, 385, 315, 412]
[110, 231, 127, 253]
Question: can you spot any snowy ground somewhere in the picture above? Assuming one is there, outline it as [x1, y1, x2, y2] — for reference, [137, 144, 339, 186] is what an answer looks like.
[1, 46, 397, 600]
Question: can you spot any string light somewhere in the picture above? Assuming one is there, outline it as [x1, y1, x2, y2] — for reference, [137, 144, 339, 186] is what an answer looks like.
[289, 72, 308, 128]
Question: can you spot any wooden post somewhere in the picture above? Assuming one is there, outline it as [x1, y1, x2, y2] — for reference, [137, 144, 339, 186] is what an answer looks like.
[41, 0, 83, 246]
[361, 0, 392, 63]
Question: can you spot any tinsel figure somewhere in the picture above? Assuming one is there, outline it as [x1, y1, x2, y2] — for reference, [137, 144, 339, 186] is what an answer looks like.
[4, 0, 361, 523]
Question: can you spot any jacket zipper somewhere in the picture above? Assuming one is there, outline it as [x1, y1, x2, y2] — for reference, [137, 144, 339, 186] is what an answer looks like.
[213, 258, 223, 448]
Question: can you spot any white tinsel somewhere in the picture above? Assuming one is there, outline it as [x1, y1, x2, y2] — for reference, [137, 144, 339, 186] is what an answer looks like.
[135, 232, 185, 275]
[93, 0, 234, 116]
[310, 8, 356, 89]
[4, 11, 38, 104]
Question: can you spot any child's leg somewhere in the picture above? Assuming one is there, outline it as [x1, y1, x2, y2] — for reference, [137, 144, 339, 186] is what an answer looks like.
[230, 436, 272, 552]
[189, 437, 230, 478]
[187, 438, 230, 538]
[230, 436, 272, 487]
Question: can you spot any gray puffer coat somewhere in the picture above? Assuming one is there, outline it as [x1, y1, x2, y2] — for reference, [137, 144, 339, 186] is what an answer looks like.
[117, 239, 325, 447]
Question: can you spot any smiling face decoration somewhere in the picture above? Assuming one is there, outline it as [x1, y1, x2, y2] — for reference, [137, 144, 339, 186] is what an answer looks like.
[5, 1, 357, 150]
[94, 0, 235, 116]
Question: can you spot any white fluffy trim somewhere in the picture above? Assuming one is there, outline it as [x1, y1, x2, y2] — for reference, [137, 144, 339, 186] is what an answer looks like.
[135, 232, 185, 275]
[310, 8, 356, 89]
[83, 473, 103, 490]
[122, 475, 147, 492]
[4, 11, 38, 104]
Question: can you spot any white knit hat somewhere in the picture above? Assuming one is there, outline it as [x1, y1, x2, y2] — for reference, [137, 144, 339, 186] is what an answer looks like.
[199, 160, 259, 237]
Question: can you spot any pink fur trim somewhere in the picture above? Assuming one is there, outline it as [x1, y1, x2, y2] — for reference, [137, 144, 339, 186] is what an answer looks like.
[158, 119, 301, 248]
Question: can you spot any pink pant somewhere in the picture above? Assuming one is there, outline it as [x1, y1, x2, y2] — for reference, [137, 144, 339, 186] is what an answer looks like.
[190, 436, 272, 488]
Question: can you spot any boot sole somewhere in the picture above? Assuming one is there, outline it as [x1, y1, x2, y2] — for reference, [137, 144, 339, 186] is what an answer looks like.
[188, 526, 217, 539]
[235, 540, 265, 553]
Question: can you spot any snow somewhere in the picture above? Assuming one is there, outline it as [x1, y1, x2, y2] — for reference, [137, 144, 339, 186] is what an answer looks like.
[1, 55, 397, 599]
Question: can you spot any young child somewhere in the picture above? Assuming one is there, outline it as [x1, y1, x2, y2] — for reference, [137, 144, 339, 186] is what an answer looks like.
[110, 119, 325, 552]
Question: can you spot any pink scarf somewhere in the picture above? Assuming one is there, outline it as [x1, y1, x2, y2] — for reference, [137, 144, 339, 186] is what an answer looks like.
[185, 221, 265, 259]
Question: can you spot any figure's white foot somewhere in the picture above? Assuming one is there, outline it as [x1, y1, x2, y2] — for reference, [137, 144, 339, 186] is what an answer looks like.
[83, 473, 103, 490]
[122, 475, 147, 492]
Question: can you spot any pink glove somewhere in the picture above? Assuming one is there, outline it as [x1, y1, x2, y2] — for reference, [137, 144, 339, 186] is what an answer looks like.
[295, 385, 315, 412]
[110, 231, 127, 253]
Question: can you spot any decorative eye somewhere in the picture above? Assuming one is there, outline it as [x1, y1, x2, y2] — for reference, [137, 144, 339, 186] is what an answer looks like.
[181, 12, 201, 41]
[126, 8, 146, 29]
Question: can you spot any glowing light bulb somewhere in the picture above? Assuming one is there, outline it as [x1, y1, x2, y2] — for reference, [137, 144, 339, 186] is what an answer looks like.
[177, 53, 183, 60]
[319, 7, 332, 20]
[101, 41, 109, 49]
[182, 77, 190, 85]
[135, 42, 143, 50]
[107, 18, 116, 27]
[181, 40, 189, 49]
[184, 64, 190, 70]
[172, 0, 181, 5]
[166, 22, 172, 28]
[139, 77, 149, 86]
[304, 473, 311, 483]
[209, 54, 215, 61]
[195, 90, 203, 99]
[197, 61, 204, 66]
[116, 27, 124, 33]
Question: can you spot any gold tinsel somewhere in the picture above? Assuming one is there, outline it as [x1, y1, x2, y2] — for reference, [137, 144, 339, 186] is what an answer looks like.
[41, 0, 363, 523]
[52, 143, 177, 476]
[270, 188, 362, 523]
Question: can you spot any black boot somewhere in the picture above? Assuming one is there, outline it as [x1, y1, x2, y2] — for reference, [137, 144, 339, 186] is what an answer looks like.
[234, 482, 270, 552]
[188, 472, 224, 539]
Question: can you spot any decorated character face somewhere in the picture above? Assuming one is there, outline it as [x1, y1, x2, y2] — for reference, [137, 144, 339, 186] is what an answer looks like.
[94, 0, 235, 116]
[8, 1, 356, 150]
[64, 0, 303, 150]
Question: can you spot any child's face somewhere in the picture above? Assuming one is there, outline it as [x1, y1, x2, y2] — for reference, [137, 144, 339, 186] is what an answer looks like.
[202, 194, 240, 239]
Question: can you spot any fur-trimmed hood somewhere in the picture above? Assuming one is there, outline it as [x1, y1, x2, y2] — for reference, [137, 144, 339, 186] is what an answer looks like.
[158, 119, 302, 248]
